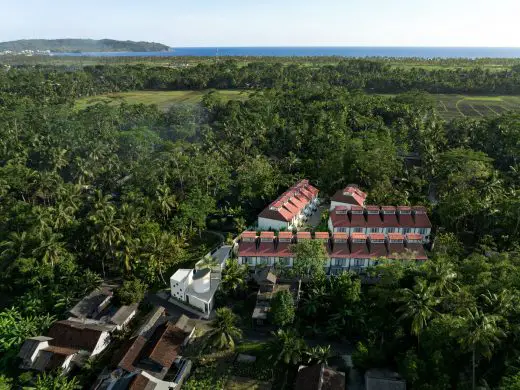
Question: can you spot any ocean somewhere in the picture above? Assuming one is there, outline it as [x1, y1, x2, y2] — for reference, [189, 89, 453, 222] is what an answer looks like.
[54, 47, 520, 58]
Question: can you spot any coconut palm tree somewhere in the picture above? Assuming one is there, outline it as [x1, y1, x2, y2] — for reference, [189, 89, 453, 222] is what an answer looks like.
[206, 307, 242, 350]
[221, 259, 247, 294]
[270, 328, 307, 365]
[396, 279, 438, 347]
[458, 308, 506, 390]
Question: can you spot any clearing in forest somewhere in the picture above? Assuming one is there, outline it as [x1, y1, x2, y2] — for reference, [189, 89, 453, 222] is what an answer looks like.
[75, 90, 250, 111]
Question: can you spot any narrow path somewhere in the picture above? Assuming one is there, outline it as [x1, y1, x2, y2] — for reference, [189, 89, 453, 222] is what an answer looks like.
[485, 104, 500, 115]
[439, 100, 449, 112]
[455, 99, 466, 117]
[469, 104, 484, 117]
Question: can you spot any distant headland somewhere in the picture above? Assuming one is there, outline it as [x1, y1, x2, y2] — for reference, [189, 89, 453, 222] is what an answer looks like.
[0, 38, 171, 54]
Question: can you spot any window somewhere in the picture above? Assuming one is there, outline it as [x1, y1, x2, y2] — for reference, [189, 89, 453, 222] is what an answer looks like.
[339, 227, 347, 233]
[403, 228, 412, 234]
[353, 227, 363, 232]
[387, 227, 396, 233]
[333, 258, 348, 267]
[246, 257, 255, 265]
[354, 258, 365, 267]
[259, 257, 268, 265]
[418, 228, 427, 235]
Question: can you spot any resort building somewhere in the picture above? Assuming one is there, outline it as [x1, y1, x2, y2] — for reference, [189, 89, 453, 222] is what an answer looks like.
[257, 179, 319, 231]
[330, 184, 367, 211]
[237, 231, 427, 275]
[328, 205, 432, 242]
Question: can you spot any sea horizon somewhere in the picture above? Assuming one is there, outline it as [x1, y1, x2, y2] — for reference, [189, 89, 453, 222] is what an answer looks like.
[54, 46, 520, 59]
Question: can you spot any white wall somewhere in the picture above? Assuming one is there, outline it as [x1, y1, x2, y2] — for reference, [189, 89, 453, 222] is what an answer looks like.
[257, 217, 289, 231]
[186, 294, 210, 313]
[170, 272, 191, 301]
[92, 332, 111, 356]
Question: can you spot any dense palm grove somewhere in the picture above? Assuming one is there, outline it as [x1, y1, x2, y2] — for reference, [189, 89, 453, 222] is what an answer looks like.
[1, 59, 520, 388]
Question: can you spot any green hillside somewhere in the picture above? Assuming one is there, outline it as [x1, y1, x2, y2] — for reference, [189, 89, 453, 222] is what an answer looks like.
[0, 38, 170, 52]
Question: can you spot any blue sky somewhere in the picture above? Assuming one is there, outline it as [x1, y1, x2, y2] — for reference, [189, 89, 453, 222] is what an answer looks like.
[1, 0, 519, 47]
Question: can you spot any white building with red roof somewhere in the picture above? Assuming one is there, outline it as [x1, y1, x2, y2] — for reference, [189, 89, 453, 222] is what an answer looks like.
[257, 179, 319, 231]
[330, 184, 367, 211]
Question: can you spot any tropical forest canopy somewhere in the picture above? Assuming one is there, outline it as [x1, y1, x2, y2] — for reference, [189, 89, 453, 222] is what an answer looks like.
[0, 58, 520, 388]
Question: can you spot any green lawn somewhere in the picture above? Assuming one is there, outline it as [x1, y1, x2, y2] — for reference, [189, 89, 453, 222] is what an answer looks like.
[76, 89, 250, 111]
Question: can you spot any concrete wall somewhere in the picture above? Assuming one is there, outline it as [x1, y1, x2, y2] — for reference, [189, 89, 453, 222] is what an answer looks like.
[186, 294, 209, 314]
[257, 217, 289, 231]
[92, 331, 111, 356]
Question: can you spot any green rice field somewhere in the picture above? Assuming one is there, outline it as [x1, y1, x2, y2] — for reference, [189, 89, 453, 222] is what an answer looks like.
[433, 94, 520, 120]
[75, 90, 250, 111]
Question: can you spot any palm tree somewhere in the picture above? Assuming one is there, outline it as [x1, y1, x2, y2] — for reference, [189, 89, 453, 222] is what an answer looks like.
[306, 345, 334, 365]
[33, 227, 67, 267]
[156, 183, 177, 221]
[221, 259, 247, 294]
[458, 308, 506, 390]
[270, 328, 307, 365]
[206, 307, 242, 350]
[480, 289, 516, 317]
[301, 288, 324, 317]
[396, 279, 438, 347]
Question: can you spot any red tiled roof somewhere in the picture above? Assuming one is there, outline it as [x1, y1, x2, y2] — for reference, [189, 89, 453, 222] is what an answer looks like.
[257, 241, 277, 257]
[306, 184, 320, 196]
[276, 242, 293, 257]
[350, 242, 370, 258]
[294, 192, 310, 204]
[297, 232, 312, 240]
[331, 185, 367, 207]
[238, 242, 257, 257]
[366, 213, 384, 227]
[368, 233, 386, 241]
[349, 213, 366, 228]
[241, 231, 257, 239]
[413, 212, 432, 228]
[350, 232, 367, 241]
[387, 242, 405, 259]
[413, 206, 428, 213]
[329, 210, 351, 228]
[47, 320, 108, 352]
[282, 201, 300, 215]
[299, 187, 314, 200]
[118, 335, 148, 372]
[278, 232, 293, 240]
[260, 231, 275, 238]
[351, 205, 364, 212]
[397, 212, 414, 228]
[368, 242, 388, 258]
[258, 207, 293, 222]
[381, 206, 397, 212]
[406, 233, 423, 241]
[381, 212, 400, 228]
[142, 323, 185, 369]
[289, 196, 306, 210]
[333, 232, 349, 241]
[387, 233, 405, 241]
[330, 242, 350, 257]
[314, 232, 330, 240]
[129, 373, 153, 390]
[405, 244, 428, 260]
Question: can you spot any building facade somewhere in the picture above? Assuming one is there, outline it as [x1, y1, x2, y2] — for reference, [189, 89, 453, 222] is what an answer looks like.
[257, 179, 319, 231]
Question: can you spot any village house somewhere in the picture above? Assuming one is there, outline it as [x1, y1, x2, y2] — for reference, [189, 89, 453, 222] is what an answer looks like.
[257, 179, 319, 231]
[251, 268, 301, 327]
[18, 285, 138, 374]
[294, 364, 346, 390]
[237, 231, 427, 275]
[93, 306, 194, 390]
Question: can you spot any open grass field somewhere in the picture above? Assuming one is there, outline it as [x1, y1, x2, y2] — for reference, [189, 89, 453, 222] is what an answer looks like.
[75, 90, 250, 111]
[433, 94, 520, 120]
